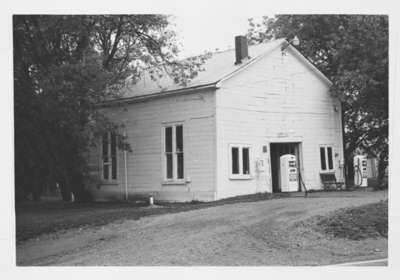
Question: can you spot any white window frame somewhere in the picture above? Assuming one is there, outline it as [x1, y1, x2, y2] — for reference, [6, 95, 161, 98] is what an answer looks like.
[162, 123, 185, 183]
[229, 144, 252, 180]
[319, 145, 334, 173]
[101, 132, 118, 182]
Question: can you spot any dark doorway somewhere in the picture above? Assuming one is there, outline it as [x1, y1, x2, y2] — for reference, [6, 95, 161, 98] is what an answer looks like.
[270, 142, 301, 192]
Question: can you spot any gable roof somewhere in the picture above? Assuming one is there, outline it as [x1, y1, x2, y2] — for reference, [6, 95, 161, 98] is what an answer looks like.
[285, 43, 333, 86]
[108, 38, 332, 104]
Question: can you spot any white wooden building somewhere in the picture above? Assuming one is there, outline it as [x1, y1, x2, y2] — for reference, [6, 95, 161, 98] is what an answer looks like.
[87, 36, 345, 201]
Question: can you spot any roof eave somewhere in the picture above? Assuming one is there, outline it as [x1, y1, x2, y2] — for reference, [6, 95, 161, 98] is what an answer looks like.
[97, 82, 218, 107]
[285, 41, 333, 86]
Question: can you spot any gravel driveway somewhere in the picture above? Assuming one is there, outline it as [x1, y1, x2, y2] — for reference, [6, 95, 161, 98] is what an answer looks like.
[17, 190, 388, 266]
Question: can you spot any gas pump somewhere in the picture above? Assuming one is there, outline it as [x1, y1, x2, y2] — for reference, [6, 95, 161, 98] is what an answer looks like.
[280, 154, 298, 192]
[354, 155, 368, 187]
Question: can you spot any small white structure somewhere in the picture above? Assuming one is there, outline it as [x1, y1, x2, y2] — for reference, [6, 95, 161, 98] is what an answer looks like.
[280, 154, 298, 192]
[354, 155, 368, 187]
[87, 35, 345, 201]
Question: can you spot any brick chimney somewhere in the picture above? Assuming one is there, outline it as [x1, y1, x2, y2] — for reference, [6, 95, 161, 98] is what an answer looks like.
[235, 35, 249, 65]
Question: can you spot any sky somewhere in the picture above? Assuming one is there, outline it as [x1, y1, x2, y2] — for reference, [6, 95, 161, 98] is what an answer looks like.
[5, 0, 394, 58]
[172, 13, 269, 58]
[161, 1, 275, 58]
[140, 0, 396, 59]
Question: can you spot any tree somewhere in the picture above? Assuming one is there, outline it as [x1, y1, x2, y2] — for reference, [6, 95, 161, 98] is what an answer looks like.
[247, 15, 388, 186]
[14, 15, 209, 201]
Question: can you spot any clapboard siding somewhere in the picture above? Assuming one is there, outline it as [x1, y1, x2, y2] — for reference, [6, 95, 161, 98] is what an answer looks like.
[87, 42, 344, 202]
[88, 89, 216, 201]
[215, 46, 344, 199]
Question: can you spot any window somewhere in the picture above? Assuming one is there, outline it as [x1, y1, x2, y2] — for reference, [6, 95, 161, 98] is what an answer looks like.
[176, 125, 184, 179]
[165, 127, 173, 179]
[232, 147, 239, 174]
[242, 147, 250, 175]
[320, 145, 334, 172]
[164, 124, 184, 181]
[229, 144, 251, 179]
[102, 132, 117, 180]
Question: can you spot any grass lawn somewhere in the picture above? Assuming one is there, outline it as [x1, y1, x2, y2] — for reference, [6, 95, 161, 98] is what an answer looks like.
[15, 192, 290, 242]
[315, 200, 388, 240]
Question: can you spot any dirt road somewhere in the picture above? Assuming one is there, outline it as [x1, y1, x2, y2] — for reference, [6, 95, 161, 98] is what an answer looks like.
[17, 191, 387, 266]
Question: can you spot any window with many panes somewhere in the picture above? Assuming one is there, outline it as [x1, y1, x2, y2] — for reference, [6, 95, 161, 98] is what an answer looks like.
[229, 144, 251, 179]
[164, 124, 184, 181]
[102, 132, 117, 180]
[320, 145, 334, 172]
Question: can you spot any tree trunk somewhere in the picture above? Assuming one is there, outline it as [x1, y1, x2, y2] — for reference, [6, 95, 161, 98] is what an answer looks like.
[377, 149, 388, 188]
[346, 155, 355, 188]
[59, 173, 72, 202]
[32, 184, 42, 201]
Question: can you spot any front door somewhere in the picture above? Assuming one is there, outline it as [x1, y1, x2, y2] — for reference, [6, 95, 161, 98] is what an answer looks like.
[270, 142, 301, 192]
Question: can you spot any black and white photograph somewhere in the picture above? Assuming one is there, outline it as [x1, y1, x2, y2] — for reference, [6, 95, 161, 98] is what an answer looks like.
[2, 0, 399, 275]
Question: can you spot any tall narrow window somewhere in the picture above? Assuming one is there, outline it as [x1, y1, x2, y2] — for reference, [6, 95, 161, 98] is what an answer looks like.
[102, 133, 109, 180]
[165, 126, 173, 179]
[320, 147, 326, 171]
[102, 132, 117, 180]
[164, 124, 184, 181]
[176, 125, 184, 179]
[232, 147, 239, 174]
[320, 145, 334, 172]
[242, 147, 250, 175]
[327, 147, 333, 170]
[229, 144, 251, 179]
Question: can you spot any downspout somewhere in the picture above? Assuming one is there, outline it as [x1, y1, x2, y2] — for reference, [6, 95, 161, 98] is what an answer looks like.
[124, 131, 129, 201]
